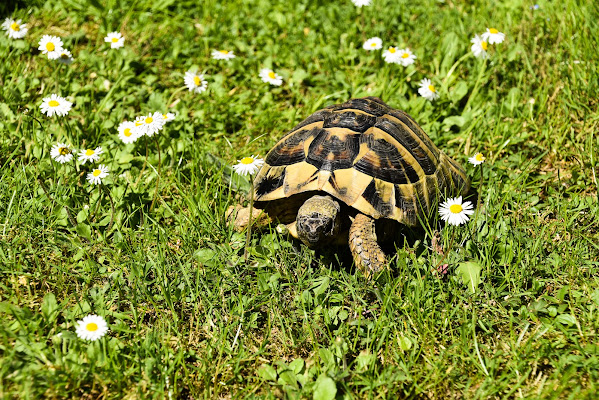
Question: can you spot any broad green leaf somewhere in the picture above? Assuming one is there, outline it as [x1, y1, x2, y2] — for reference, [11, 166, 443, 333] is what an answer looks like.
[355, 350, 375, 372]
[505, 87, 521, 112]
[76, 223, 92, 240]
[193, 248, 217, 266]
[450, 81, 469, 103]
[399, 335, 413, 351]
[312, 276, 330, 297]
[443, 115, 466, 128]
[591, 289, 599, 307]
[41, 293, 58, 322]
[257, 364, 277, 381]
[289, 358, 304, 374]
[313, 375, 336, 400]
[555, 314, 577, 326]
[278, 370, 297, 388]
[318, 348, 335, 369]
[456, 261, 483, 293]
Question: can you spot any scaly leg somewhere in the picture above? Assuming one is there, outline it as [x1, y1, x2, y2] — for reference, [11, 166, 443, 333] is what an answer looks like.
[226, 204, 272, 232]
[348, 213, 386, 278]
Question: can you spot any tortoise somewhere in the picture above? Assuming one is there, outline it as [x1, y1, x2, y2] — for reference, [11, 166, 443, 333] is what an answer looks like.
[230, 97, 470, 277]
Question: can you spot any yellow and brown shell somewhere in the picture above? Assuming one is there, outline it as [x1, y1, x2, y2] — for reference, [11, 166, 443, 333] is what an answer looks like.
[254, 97, 470, 226]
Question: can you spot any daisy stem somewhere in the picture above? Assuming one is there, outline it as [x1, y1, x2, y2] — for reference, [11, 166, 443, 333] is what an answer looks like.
[463, 58, 488, 112]
[381, 63, 390, 100]
[102, 184, 115, 232]
[54, 62, 60, 92]
[435, 226, 456, 269]
[150, 136, 162, 212]
[166, 86, 187, 109]
[360, 12, 366, 42]
[468, 163, 484, 247]
[478, 163, 484, 197]
[441, 52, 470, 89]
[243, 179, 255, 263]
[92, 184, 104, 222]
[37, 177, 77, 228]
[135, 136, 149, 188]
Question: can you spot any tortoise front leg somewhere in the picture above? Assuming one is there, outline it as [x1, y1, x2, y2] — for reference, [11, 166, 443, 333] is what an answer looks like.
[226, 204, 272, 232]
[348, 213, 386, 278]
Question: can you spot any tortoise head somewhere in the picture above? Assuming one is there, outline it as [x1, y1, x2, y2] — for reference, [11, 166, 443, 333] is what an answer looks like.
[296, 195, 341, 248]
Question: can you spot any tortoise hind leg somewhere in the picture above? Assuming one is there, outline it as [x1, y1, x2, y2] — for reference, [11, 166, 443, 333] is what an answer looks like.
[348, 213, 386, 278]
[226, 204, 272, 232]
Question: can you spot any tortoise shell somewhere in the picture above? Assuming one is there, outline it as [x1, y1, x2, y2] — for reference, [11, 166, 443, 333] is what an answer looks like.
[253, 97, 470, 226]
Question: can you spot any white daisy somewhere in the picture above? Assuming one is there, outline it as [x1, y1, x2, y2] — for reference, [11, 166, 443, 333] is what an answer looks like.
[397, 48, 417, 66]
[2, 18, 27, 39]
[352, 0, 372, 7]
[40, 94, 72, 117]
[163, 112, 175, 122]
[75, 314, 109, 341]
[439, 196, 474, 226]
[78, 146, 103, 164]
[57, 49, 74, 65]
[133, 112, 166, 137]
[87, 164, 109, 185]
[383, 47, 416, 66]
[184, 70, 208, 93]
[104, 32, 124, 49]
[481, 28, 505, 45]
[418, 78, 439, 102]
[232, 156, 264, 176]
[470, 35, 488, 59]
[38, 35, 63, 60]
[259, 68, 283, 86]
[382, 46, 401, 64]
[50, 142, 73, 164]
[468, 152, 486, 165]
[211, 49, 236, 60]
[363, 37, 382, 51]
[118, 121, 138, 143]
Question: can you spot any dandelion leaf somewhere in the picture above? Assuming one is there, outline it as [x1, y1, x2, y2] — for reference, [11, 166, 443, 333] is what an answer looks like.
[456, 261, 482, 293]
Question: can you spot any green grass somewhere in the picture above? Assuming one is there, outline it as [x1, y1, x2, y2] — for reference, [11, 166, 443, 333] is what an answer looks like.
[1, 0, 598, 398]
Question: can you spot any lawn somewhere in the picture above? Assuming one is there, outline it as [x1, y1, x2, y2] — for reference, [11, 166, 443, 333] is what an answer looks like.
[1, 0, 598, 398]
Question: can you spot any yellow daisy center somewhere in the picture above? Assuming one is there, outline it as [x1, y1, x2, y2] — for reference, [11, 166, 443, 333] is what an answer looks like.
[85, 149, 95, 156]
[86, 322, 99, 331]
[489, 28, 499, 34]
[93, 169, 102, 177]
[475, 153, 485, 162]
[219, 50, 229, 54]
[46, 42, 55, 51]
[124, 128, 132, 137]
[449, 204, 463, 214]
[60, 53, 69, 59]
[401, 52, 409, 58]
[59, 147, 70, 155]
[10, 22, 19, 31]
[145, 117, 153, 124]
[481, 41, 488, 51]
[389, 47, 396, 53]
[111, 37, 119, 43]
[135, 121, 144, 126]
[268, 71, 276, 79]
[428, 85, 436, 93]
[48, 100, 60, 107]
[371, 42, 377, 47]
[193, 76, 201, 86]
[240, 157, 255, 165]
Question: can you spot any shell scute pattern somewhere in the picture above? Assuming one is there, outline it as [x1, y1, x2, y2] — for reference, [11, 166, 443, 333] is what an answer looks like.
[324, 111, 376, 132]
[306, 129, 360, 171]
[254, 97, 470, 225]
